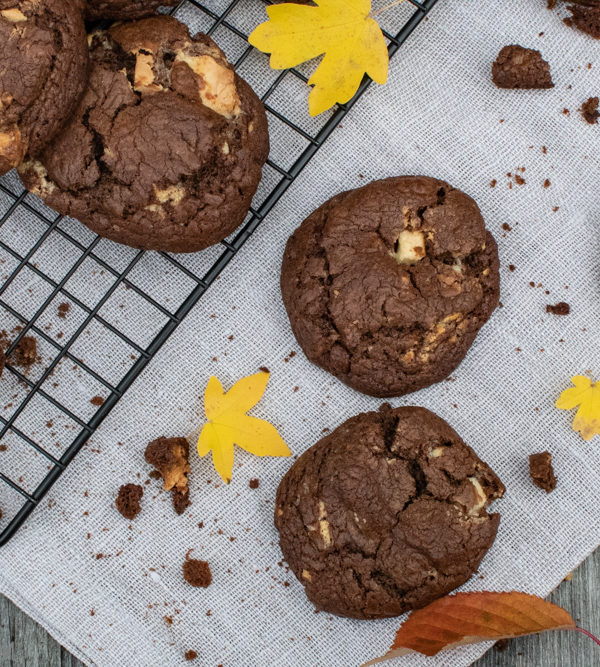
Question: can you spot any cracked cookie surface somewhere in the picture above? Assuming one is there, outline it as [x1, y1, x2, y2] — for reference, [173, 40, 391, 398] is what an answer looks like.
[0, 0, 88, 175]
[84, 0, 178, 20]
[280, 176, 500, 397]
[275, 405, 505, 619]
[19, 15, 269, 252]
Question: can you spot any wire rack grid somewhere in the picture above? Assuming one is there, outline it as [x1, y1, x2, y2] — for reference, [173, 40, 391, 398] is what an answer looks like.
[0, 0, 439, 546]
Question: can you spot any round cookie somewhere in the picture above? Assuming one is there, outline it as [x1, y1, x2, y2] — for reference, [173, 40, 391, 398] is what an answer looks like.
[0, 0, 88, 175]
[19, 16, 269, 253]
[281, 176, 500, 397]
[275, 405, 505, 619]
[84, 0, 178, 21]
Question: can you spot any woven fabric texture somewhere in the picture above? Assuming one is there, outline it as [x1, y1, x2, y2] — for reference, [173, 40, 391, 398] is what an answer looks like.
[1, 1, 599, 666]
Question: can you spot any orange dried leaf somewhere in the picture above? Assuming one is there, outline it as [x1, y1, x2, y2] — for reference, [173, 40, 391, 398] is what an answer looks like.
[365, 592, 576, 664]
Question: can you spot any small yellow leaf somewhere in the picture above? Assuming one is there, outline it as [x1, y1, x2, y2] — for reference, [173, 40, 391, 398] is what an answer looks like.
[556, 375, 600, 440]
[249, 0, 389, 116]
[197, 371, 291, 483]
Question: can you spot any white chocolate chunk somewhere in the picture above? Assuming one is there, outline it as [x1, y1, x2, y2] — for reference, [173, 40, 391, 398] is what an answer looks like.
[175, 53, 241, 118]
[1, 8, 27, 22]
[392, 230, 426, 264]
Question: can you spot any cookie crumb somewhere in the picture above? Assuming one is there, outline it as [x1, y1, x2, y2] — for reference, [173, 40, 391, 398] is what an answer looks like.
[529, 451, 557, 493]
[183, 556, 212, 588]
[546, 302, 570, 316]
[12, 336, 37, 369]
[185, 650, 198, 661]
[57, 302, 70, 319]
[145, 437, 191, 514]
[492, 45, 554, 89]
[490, 179, 497, 188]
[508, 264, 516, 272]
[249, 478, 259, 489]
[543, 179, 551, 188]
[494, 638, 510, 652]
[90, 395, 105, 406]
[258, 366, 269, 374]
[116, 484, 143, 519]
[501, 223, 512, 231]
[580, 96, 599, 125]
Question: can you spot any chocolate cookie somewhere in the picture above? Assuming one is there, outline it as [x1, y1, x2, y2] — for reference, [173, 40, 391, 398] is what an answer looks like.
[275, 405, 505, 619]
[281, 177, 500, 397]
[0, 0, 88, 175]
[84, 0, 178, 21]
[19, 16, 269, 252]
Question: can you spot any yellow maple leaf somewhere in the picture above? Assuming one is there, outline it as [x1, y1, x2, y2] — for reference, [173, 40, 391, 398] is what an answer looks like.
[555, 375, 600, 441]
[197, 371, 291, 483]
[249, 0, 390, 116]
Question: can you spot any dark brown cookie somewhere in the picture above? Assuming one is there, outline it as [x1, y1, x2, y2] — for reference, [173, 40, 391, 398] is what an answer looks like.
[84, 0, 178, 20]
[19, 16, 269, 253]
[281, 176, 500, 397]
[529, 451, 557, 493]
[116, 483, 143, 519]
[492, 45, 554, 89]
[145, 435, 191, 513]
[275, 405, 504, 619]
[0, 0, 88, 175]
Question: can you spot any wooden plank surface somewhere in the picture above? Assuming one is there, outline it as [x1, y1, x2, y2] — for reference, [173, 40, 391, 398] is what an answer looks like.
[1, 548, 598, 666]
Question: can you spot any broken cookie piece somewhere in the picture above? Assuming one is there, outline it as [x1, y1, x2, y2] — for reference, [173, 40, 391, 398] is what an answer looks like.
[492, 45, 554, 89]
[145, 436, 191, 514]
[529, 451, 557, 493]
[564, 2, 600, 40]
[116, 483, 143, 519]
[183, 552, 212, 588]
[275, 405, 504, 619]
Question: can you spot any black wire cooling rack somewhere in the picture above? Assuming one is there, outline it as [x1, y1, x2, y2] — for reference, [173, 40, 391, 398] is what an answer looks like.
[0, 0, 439, 546]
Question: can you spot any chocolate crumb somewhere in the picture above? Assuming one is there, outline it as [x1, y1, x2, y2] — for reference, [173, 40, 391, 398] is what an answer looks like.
[258, 366, 269, 374]
[12, 336, 37, 369]
[185, 650, 198, 661]
[529, 451, 557, 493]
[173, 488, 191, 515]
[490, 179, 497, 188]
[116, 484, 143, 519]
[543, 179, 551, 188]
[514, 173, 526, 186]
[0, 445, 6, 452]
[57, 303, 70, 319]
[90, 396, 105, 406]
[249, 478, 259, 489]
[502, 223, 512, 231]
[494, 638, 511, 652]
[145, 437, 191, 513]
[492, 45, 554, 89]
[164, 615, 173, 626]
[508, 264, 516, 272]
[546, 302, 570, 316]
[183, 557, 212, 588]
[580, 96, 599, 124]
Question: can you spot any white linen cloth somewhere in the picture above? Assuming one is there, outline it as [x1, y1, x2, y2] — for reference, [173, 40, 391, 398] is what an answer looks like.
[1, 0, 599, 665]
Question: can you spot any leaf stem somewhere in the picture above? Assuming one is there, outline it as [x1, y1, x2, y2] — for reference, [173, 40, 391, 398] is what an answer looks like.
[369, 0, 407, 18]
[575, 627, 600, 647]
